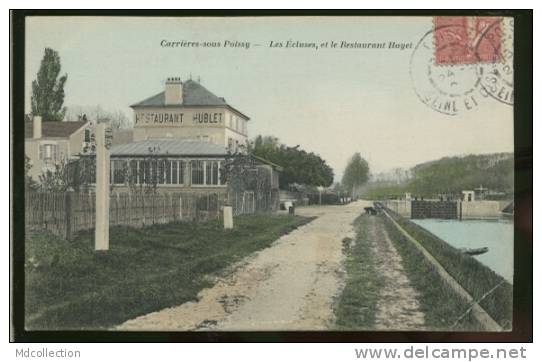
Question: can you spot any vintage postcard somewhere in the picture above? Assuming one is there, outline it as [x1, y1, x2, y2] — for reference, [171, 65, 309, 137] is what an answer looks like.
[16, 14, 518, 334]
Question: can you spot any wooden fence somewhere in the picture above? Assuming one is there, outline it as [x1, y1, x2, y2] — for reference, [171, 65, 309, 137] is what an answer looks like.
[25, 189, 279, 240]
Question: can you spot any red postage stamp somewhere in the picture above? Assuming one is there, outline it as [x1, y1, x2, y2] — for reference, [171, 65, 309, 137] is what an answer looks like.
[434, 16, 503, 65]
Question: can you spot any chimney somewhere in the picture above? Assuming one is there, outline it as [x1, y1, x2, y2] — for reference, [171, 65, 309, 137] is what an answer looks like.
[33, 115, 42, 139]
[165, 77, 183, 105]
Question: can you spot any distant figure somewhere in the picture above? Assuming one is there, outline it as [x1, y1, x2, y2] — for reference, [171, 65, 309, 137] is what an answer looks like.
[364, 206, 377, 215]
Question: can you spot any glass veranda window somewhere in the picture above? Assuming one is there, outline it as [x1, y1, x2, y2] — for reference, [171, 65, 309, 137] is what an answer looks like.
[191, 160, 204, 185]
[112, 160, 127, 184]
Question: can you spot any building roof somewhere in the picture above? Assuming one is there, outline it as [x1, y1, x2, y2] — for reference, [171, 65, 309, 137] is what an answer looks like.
[252, 154, 284, 172]
[130, 79, 250, 120]
[25, 120, 88, 139]
[110, 139, 228, 157]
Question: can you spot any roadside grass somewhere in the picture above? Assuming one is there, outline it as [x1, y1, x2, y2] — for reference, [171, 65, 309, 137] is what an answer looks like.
[383, 211, 512, 330]
[380, 215, 482, 330]
[25, 214, 314, 330]
[334, 215, 385, 329]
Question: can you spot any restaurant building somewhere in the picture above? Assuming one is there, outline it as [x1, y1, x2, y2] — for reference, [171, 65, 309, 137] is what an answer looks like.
[130, 77, 249, 151]
[109, 77, 279, 193]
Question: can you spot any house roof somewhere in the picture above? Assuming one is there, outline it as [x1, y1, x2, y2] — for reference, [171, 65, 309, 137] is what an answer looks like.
[110, 139, 228, 157]
[130, 79, 250, 120]
[252, 155, 284, 172]
[25, 120, 88, 139]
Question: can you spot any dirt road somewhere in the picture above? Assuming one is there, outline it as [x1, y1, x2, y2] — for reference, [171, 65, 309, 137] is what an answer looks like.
[116, 201, 369, 331]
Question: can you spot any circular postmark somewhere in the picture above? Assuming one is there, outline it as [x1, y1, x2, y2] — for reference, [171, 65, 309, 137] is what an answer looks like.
[410, 25, 485, 116]
[475, 18, 514, 105]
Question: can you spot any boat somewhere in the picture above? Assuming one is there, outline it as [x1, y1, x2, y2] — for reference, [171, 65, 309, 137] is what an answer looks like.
[460, 247, 489, 256]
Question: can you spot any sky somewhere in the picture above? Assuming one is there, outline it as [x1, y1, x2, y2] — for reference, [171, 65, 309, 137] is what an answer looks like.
[25, 16, 514, 180]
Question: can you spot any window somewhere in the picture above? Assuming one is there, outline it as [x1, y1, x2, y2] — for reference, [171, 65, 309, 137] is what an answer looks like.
[164, 160, 172, 184]
[191, 160, 220, 186]
[228, 138, 234, 152]
[118, 159, 186, 186]
[140, 161, 150, 184]
[206, 161, 219, 185]
[235, 117, 239, 131]
[39, 143, 58, 161]
[172, 160, 178, 184]
[178, 160, 185, 184]
[112, 160, 127, 184]
[130, 160, 139, 184]
[156, 160, 166, 184]
[170, 160, 185, 185]
[191, 160, 204, 185]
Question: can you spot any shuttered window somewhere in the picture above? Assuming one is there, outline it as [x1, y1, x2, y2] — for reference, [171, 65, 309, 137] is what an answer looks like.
[39, 143, 58, 161]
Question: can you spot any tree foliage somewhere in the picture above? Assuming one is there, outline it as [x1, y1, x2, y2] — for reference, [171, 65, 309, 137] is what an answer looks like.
[25, 155, 38, 191]
[37, 159, 72, 192]
[342, 153, 369, 196]
[362, 153, 514, 199]
[221, 147, 272, 200]
[251, 135, 334, 189]
[408, 154, 513, 196]
[65, 105, 132, 129]
[31, 48, 68, 122]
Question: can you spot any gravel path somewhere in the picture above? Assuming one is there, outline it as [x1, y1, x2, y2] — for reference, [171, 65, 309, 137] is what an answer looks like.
[116, 201, 369, 331]
[369, 216, 426, 331]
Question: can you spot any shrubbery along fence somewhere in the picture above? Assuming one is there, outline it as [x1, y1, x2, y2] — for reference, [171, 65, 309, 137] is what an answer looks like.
[25, 190, 279, 240]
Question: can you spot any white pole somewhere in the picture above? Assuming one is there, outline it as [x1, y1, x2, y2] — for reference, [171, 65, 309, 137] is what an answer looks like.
[95, 122, 110, 251]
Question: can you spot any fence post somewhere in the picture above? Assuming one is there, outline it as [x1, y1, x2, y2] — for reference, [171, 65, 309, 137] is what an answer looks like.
[163, 194, 167, 223]
[65, 190, 73, 240]
[142, 194, 145, 226]
[39, 193, 45, 227]
[179, 196, 183, 221]
[152, 193, 156, 225]
[115, 192, 120, 226]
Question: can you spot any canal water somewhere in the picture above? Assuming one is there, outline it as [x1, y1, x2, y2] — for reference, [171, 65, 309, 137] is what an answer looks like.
[411, 219, 514, 284]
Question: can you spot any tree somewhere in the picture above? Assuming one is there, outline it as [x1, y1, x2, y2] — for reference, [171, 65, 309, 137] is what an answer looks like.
[25, 155, 38, 191]
[31, 48, 68, 122]
[251, 135, 334, 189]
[342, 153, 369, 198]
[37, 159, 72, 192]
[65, 105, 132, 128]
[221, 148, 269, 194]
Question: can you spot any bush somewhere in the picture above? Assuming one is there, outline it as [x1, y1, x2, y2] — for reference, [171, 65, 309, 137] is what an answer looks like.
[307, 193, 343, 205]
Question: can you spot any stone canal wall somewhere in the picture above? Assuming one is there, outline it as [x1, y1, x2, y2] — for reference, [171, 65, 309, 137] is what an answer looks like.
[382, 200, 411, 218]
[460, 200, 502, 220]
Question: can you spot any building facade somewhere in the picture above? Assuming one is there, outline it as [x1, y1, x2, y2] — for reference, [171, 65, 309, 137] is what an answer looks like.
[109, 77, 279, 195]
[130, 77, 249, 152]
[25, 116, 90, 181]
